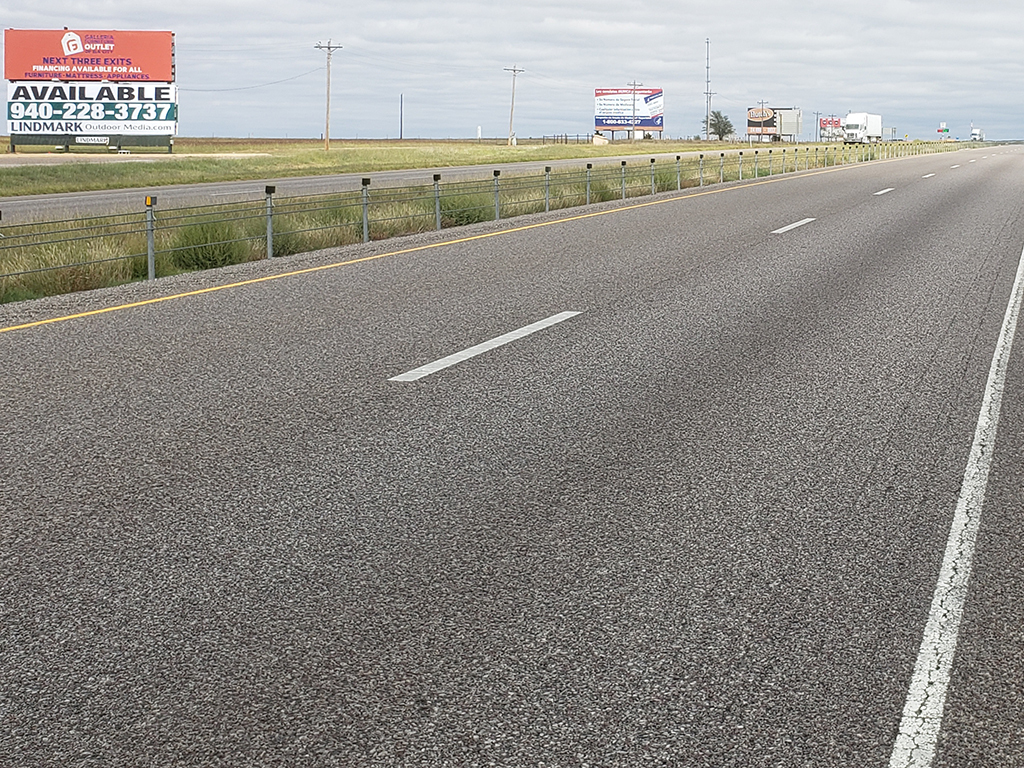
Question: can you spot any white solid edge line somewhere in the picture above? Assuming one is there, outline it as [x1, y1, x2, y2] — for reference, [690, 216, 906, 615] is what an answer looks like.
[875, 188, 895, 196]
[389, 311, 582, 381]
[888, 243, 1024, 768]
[771, 217, 816, 234]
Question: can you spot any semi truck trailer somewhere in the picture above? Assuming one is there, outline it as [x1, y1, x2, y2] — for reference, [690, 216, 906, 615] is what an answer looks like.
[844, 112, 882, 144]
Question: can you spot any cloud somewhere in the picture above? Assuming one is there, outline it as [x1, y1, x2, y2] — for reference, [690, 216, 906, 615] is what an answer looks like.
[3, 0, 1021, 139]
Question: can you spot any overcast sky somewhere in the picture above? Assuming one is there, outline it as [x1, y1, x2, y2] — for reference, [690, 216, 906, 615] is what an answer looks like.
[4, 0, 1023, 141]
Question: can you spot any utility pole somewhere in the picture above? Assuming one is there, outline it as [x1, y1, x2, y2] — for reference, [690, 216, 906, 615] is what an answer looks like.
[704, 39, 715, 142]
[400, 93, 404, 140]
[504, 65, 524, 146]
[813, 110, 821, 142]
[314, 40, 342, 151]
[627, 80, 643, 141]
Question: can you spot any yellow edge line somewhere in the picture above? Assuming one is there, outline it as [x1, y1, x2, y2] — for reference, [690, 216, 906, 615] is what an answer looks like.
[0, 158, 893, 335]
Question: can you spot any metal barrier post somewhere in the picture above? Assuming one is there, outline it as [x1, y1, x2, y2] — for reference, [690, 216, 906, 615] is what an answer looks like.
[545, 166, 551, 212]
[719, 153, 724, 183]
[361, 178, 370, 243]
[586, 163, 592, 205]
[738, 151, 743, 181]
[768, 149, 773, 175]
[145, 195, 156, 280]
[676, 155, 681, 190]
[650, 158, 656, 194]
[814, 147, 818, 169]
[620, 161, 626, 199]
[433, 174, 442, 230]
[782, 148, 786, 173]
[493, 170, 501, 220]
[754, 150, 759, 178]
[699, 154, 704, 186]
[265, 185, 275, 258]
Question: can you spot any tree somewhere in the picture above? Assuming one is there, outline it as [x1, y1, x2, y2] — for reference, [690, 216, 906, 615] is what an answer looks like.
[702, 110, 734, 141]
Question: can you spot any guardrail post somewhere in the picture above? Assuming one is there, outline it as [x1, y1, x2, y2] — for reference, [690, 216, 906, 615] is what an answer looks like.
[586, 163, 592, 205]
[145, 195, 157, 280]
[433, 174, 442, 230]
[699, 154, 704, 186]
[814, 147, 818, 169]
[493, 170, 501, 220]
[361, 178, 371, 243]
[754, 150, 759, 178]
[782, 148, 786, 173]
[738, 151, 743, 181]
[620, 161, 626, 199]
[265, 185, 275, 258]
[675, 155, 681, 190]
[719, 153, 724, 183]
[545, 166, 551, 212]
[768, 149, 773, 175]
[650, 158, 656, 194]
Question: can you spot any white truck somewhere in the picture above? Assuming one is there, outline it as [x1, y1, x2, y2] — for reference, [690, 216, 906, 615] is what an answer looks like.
[843, 112, 882, 144]
[970, 127, 985, 141]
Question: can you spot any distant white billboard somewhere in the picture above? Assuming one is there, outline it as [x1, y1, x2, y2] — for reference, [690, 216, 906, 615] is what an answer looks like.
[595, 88, 664, 132]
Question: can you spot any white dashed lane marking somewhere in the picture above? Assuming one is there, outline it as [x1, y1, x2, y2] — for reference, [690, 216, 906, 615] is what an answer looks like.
[771, 218, 816, 234]
[389, 311, 582, 382]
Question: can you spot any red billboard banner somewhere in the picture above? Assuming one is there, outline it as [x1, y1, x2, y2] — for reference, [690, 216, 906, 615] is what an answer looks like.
[4, 29, 174, 82]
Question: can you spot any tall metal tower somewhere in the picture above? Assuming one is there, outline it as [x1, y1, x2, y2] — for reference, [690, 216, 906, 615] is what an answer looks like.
[704, 39, 715, 142]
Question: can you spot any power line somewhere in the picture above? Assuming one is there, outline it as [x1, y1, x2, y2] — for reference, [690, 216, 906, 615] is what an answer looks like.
[178, 67, 323, 92]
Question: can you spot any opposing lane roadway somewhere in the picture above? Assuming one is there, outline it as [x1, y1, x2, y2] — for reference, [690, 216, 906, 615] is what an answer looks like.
[1, 149, 1022, 767]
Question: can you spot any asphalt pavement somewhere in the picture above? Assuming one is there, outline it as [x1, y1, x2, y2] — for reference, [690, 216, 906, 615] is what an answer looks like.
[1, 148, 1022, 767]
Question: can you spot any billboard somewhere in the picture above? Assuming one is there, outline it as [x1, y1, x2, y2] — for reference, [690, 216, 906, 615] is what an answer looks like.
[747, 107, 802, 137]
[747, 107, 777, 135]
[7, 82, 177, 136]
[4, 29, 174, 82]
[595, 88, 664, 131]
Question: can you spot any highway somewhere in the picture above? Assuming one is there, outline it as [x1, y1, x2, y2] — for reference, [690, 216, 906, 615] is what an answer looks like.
[0, 146, 887, 221]
[1, 149, 1022, 767]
